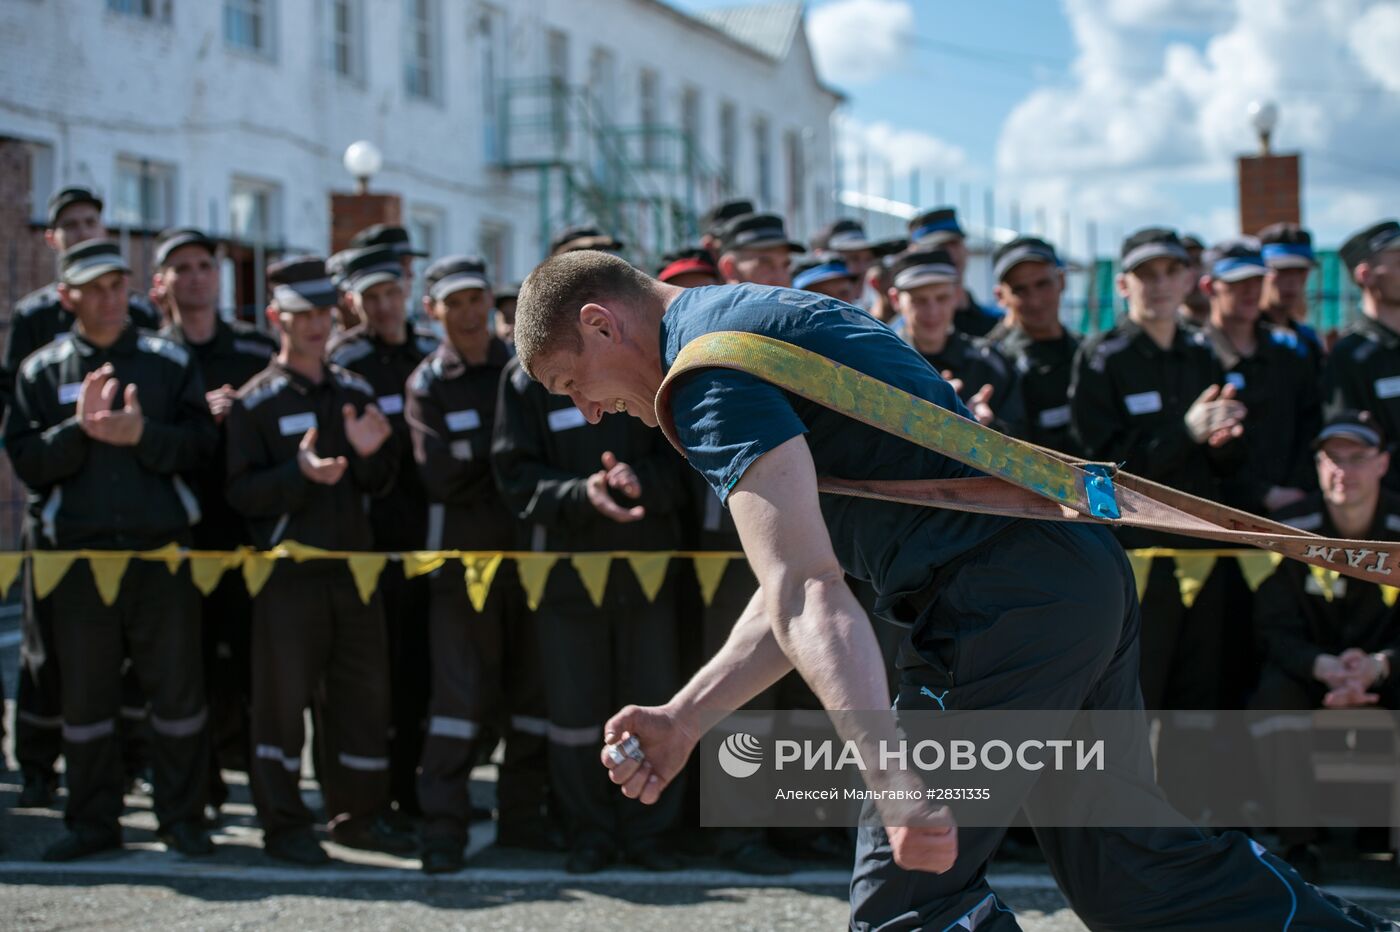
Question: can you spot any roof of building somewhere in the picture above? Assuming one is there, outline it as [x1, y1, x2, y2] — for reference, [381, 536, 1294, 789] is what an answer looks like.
[696, 1, 804, 61]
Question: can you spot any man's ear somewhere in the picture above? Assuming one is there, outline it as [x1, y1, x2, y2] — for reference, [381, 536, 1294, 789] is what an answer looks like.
[993, 282, 1010, 306]
[1199, 274, 1214, 297]
[1114, 273, 1129, 299]
[578, 302, 617, 340]
[56, 283, 76, 312]
[264, 304, 284, 335]
[1355, 261, 1373, 290]
[422, 295, 437, 320]
[718, 253, 740, 284]
[44, 229, 60, 252]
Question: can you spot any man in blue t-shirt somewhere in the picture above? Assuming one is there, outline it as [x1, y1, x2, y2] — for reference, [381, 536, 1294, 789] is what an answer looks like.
[511, 250, 1394, 932]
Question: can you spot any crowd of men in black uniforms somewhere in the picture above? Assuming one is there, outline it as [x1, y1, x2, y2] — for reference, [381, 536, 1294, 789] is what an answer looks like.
[3, 182, 1400, 884]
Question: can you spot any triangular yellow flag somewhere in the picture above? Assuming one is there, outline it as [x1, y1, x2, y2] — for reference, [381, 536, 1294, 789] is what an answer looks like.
[1308, 564, 1340, 603]
[626, 553, 670, 602]
[348, 554, 388, 605]
[189, 552, 241, 597]
[1174, 554, 1218, 609]
[515, 554, 559, 611]
[692, 555, 731, 607]
[0, 553, 22, 599]
[143, 542, 184, 574]
[462, 553, 504, 612]
[402, 551, 447, 579]
[86, 552, 131, 607]
[32, 552, 77, 599]
[1383, 586, 1399, 608]
[1236, 552, 1284, 592]
[281, 540, 330, 564]
[571, 554, 612, 608]
[242, 552, 277, 598]
[1126, 554, 1152, 603]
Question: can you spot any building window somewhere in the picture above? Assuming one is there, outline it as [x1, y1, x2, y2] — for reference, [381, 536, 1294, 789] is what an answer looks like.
[107, 0, 171, 22]
[681, 86, 701, 154]
[229, 177, 282, 245]
[546, 28, 569, 150]
[639, 68, 660, 166]
[112, 156, 175, 230]
[325, 0, 363, 81]
[224, 0, 272, 55]
[754, 116, 772, 208]
[24, 142, 55, 225]
[785, 128, 805, 231]
[719, 100, 737, 195]
[478, 222, 511, 285]
[403, 0, 441, 102]
[407, 206, 445, 310]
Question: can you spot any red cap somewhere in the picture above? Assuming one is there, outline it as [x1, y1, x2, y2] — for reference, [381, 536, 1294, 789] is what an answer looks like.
[659, 255, 718, 283]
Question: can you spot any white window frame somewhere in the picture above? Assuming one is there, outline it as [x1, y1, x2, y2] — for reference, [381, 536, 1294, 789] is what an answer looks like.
[113, 155, 176, 230]
[403, 0, 443, 103]
[324, 0, 364, 83]
[224, 0, 276, 58]
[107, 0, 172, 23]
[719, 100, 737, 195]
[754, 116, 772, 208]
[478, 221, 512, 286]
[228, 176, 283, 246]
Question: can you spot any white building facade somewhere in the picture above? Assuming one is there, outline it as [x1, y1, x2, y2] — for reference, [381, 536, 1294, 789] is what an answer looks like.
[0, 0, 841, 282]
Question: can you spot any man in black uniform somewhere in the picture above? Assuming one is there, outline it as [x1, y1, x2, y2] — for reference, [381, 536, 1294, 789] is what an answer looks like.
[890, 248, 1024, 437]
[1070, 229, 1247, 776]
[407, 256, 552, 873]
[1251, 410, 1400, 880]
[225, 256, 413, 864]
[906, 207, 1004, 337]
[493, 340, 692, 874]
[152, 227, 278, 813]
[715, 213, 802, 289]
[5, 239, 217, 860]
[1259, 222, 1325, 366]
[327, 245, 439, 816]
[6, 188, 162, 806]
[987, 236, 1081, 456]
[1197, 237, 1320, 517]
[1324, 219, 1400, 491]
[349, 223, 428, 293]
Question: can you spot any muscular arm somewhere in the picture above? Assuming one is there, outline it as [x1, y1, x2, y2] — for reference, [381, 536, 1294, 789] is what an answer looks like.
[725, 435, 892, 713]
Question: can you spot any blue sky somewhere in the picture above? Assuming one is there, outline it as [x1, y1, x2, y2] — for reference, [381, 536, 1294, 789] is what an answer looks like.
[672, 0, 1400, 256]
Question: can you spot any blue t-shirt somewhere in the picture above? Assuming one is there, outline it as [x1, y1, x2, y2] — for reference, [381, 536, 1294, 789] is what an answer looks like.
[660, 284, 1015, 617]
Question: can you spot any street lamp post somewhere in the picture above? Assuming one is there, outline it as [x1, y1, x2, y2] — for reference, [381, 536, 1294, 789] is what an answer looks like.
[1247, 100, 1279, 156]
[1236, 100, 1299, 235]
[343, 140, 384, 195]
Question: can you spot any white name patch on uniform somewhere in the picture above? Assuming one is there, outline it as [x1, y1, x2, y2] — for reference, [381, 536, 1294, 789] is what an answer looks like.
[377, 394, 405, 415]
[445, 409, 481, 432]
[58, 382, 83, 405]
[547, 407, 587, 432]
[1124, 390, 1163, 416]
[1375, 376, 1400, 400]
[278, 412, 317, 436]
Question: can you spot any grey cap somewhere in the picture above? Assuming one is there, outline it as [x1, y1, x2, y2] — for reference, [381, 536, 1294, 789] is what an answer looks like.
[342, 245, 405, 294]
[59, 239, 131, 286]
[267, 255, 339, 312]
[424, 255, 491, 301]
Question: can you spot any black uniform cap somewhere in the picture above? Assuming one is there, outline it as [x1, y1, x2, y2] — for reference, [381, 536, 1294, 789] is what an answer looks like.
[701, 199, 756, 237]
[350, 223, 427, 258]
[1340, 220, 1400, 274]
[155, 227, 217, 267]
[342, 245, 405, 294]
[48, 186, 104, 227]
[992, 236, 1060, 282]
[267, 255, 338, 312]
[59, 238, 130, 286]
[889, 247, 960, 292]
[423, 254, 491, 301]
[1314, 409, 1385, 451]
[1119, 227, 1189, 272]
[549, 224, 626, 257]
[717, 213, 804, 255]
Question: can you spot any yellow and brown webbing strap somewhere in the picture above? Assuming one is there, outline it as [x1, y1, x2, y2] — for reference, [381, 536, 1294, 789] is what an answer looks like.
[654, 331, 1398, 586]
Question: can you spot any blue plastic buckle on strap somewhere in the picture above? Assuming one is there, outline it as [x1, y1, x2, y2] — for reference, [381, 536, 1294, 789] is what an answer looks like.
[1083, 464, 1121, 520]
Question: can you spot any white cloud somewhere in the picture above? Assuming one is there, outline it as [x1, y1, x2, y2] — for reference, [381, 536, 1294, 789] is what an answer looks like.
[807, 0, 914, 85]
[1351, 2, 1400, 94]
[835, 117, 969, 204]
[994, 0, 1400, 246]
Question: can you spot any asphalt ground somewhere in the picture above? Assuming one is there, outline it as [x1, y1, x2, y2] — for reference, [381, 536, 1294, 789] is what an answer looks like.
[2, 607, 1398, 930]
